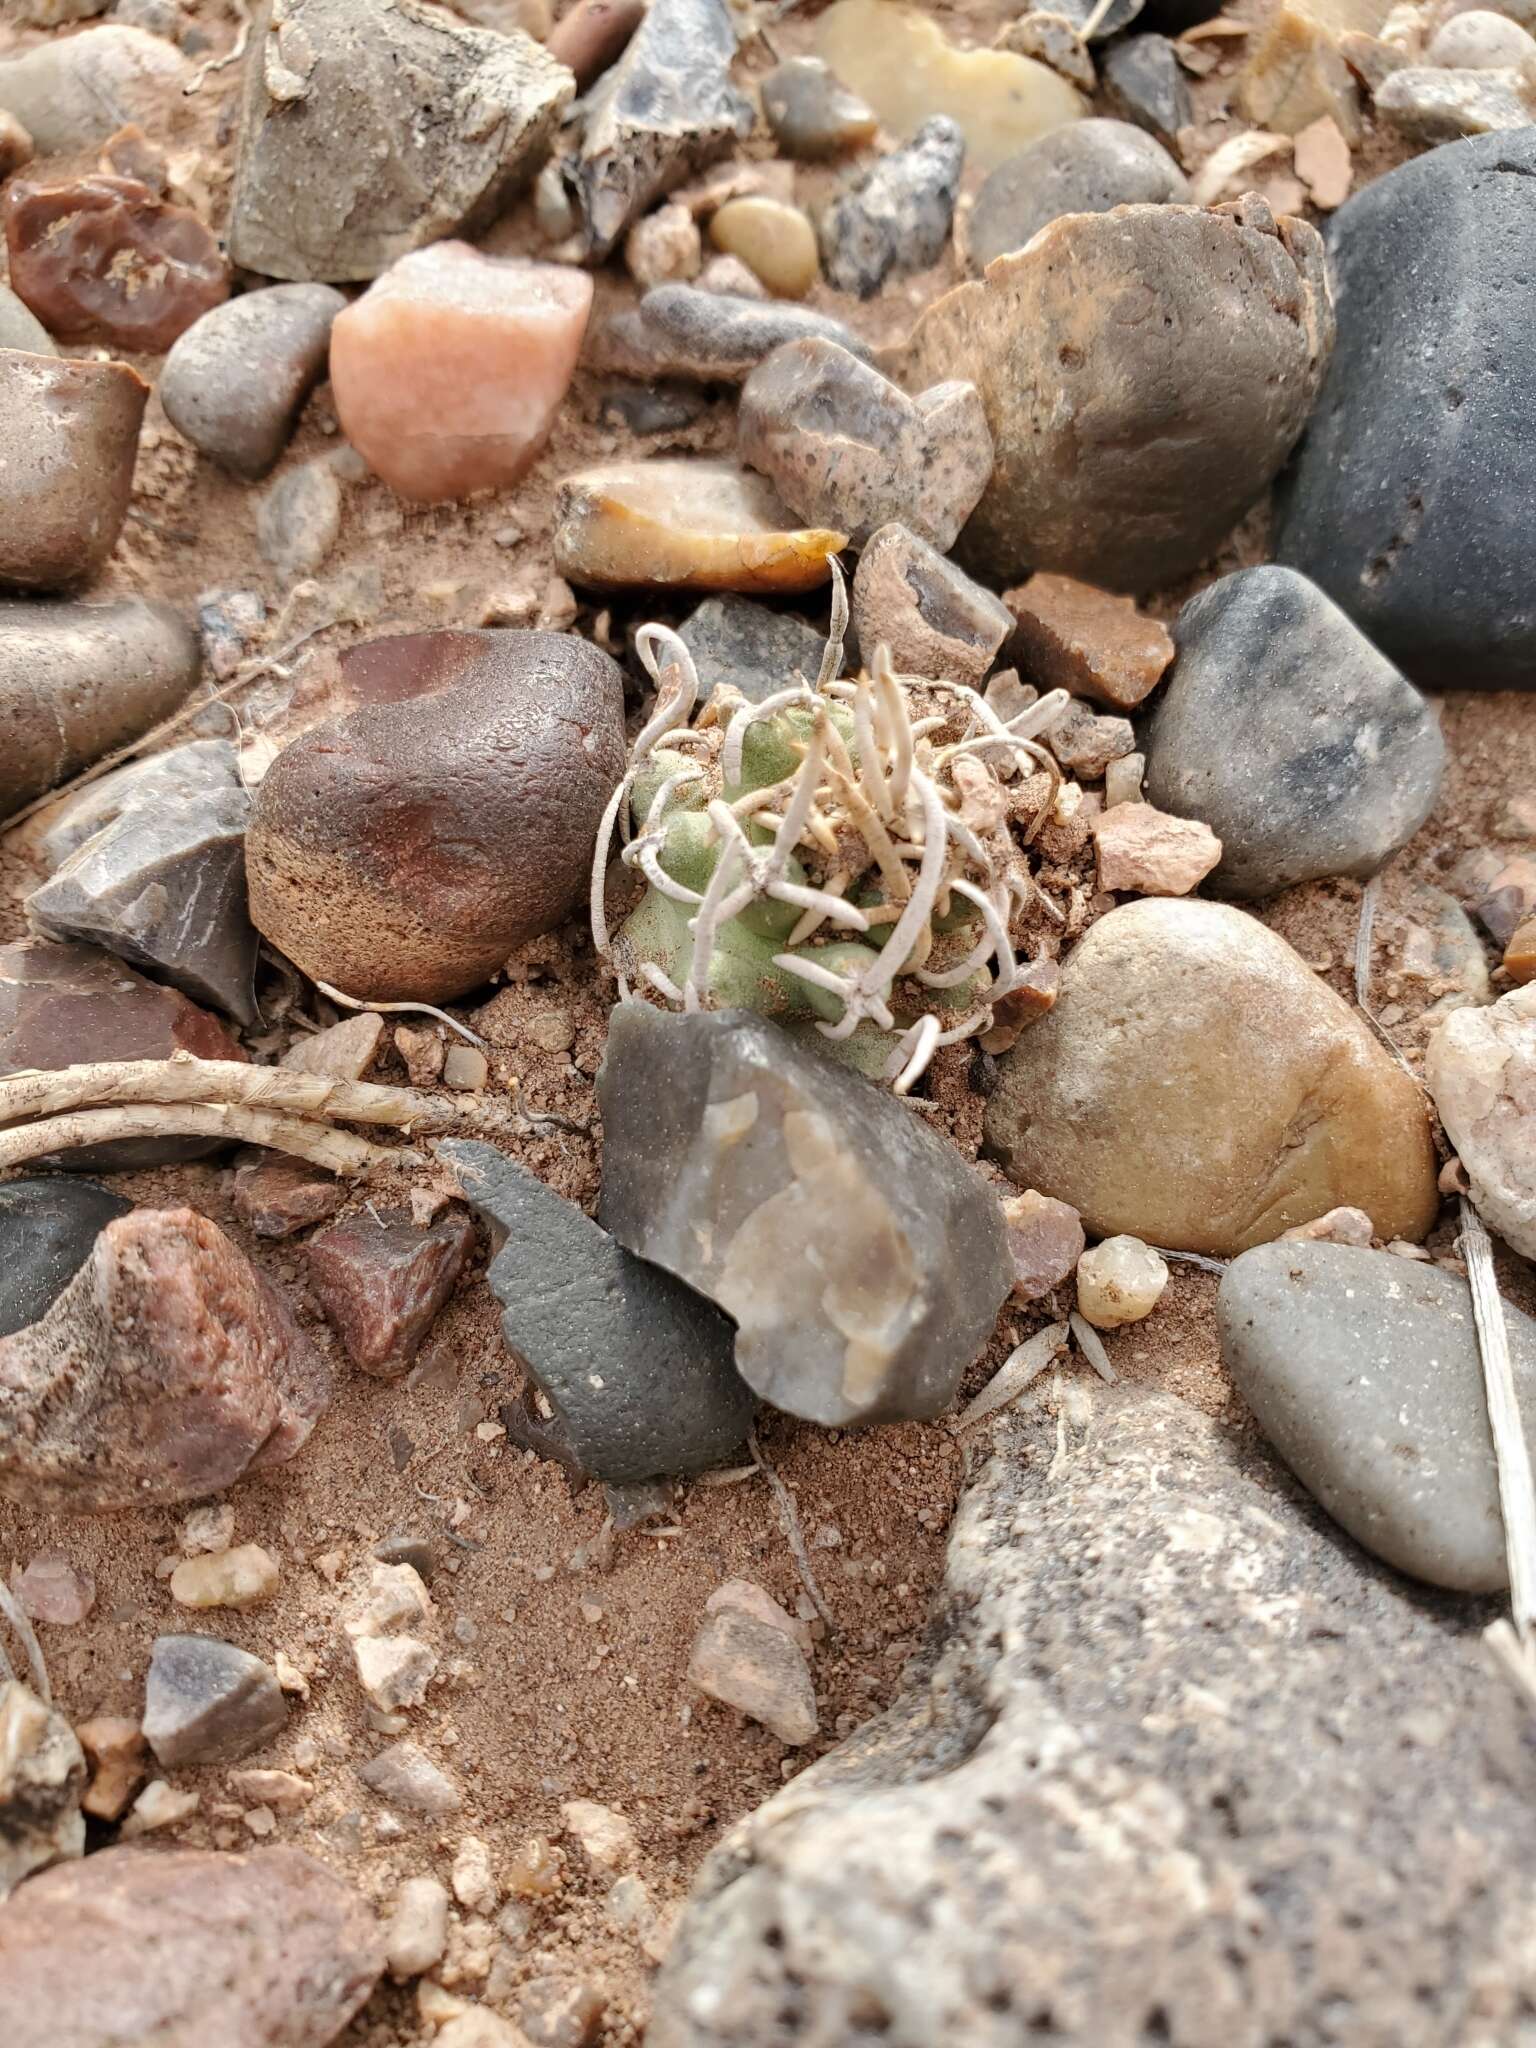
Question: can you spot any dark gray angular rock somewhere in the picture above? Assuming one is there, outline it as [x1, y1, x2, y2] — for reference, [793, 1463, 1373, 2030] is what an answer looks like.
[28, 785, 258, 1025]
[160, 283, 346, 479]
[142, 1635, 287, 1767]
[677, 596, 826, 706]
[1275, 128, 1536, 690]
[595, 1007, 1013, 1428]
[1218, 1241, 1536, 1592]
[573, 0, 755, 259]
[968, 118, 1189, 272]
[34, 738, 240, 874]
[820, 117, 965, 299]
[590, 283, 873, 384]
[0, 1178, 132, 1339]
[596, 381, 708, 436]
[650, 1383, 1536, 2048]
[1102, 32, 1192, 148]
[228, 0, 573, 282]
[1144, 565, 1446, 898]
[440, 1138, 754, 1482]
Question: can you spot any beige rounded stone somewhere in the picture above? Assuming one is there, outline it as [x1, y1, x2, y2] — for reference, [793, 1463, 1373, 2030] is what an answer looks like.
[709, 197, 820, 299]
[984, 898, 1438, 1256]
[0, 352, 147, 592]
[1076, 1235, 1167, 1328]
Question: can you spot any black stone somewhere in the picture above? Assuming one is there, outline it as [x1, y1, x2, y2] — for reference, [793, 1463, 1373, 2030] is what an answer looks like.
[968, 119, 1189, 272]
[440, 1138, 754, 1483]
[677, 595, 827, 706]
[1144, 565, 1445, 898]
[1102, 33, 1192, 149]
[1275, 129, 1536, 690]
[0, 1176, 132, 1338]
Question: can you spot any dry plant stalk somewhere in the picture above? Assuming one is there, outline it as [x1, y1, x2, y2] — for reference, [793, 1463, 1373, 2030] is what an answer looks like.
[1460, 1198, 1536, 1698]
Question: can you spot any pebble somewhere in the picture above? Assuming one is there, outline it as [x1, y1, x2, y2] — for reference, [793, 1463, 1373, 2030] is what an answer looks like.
[968, 119, 1189, 271]
[571, 0, 754, 258]
[1426, 984, 1536, 1260]
[281, 1012, 384, 1081]
[677, 595, 825, 707]
[0, 1205, 331, 1511]
[229, 0, 572, 281]
[1089, 801, 1221, 895]
[441, 2013, 530, 2048]
[1102, 32, 1192, 147]
[1239, 3, 1362, 141]
[354, 1635, 438, 1714]
[0, 282, 51, 355]
[330, 243, 592, 504]
[0, 1680, 84, 1898]
[1376, 65, 1533, 138]
[4, 174, 227, 353]
[1399, 880, 1490, 1020]
[1144, 566, 1445, 900]
[115, 1779, 194, 1836]
[0, 355, 147, 596]
[820, 116, 966, 297]
[852, 522, 1013, 688]
[1429, 8, 1536, 63]
[709, 197, 820, 299]
[996, 14, 1096, 92]
[984, 898, 1438, 1255]
[596, 1007, 1013, 1427]
[759, 56, 877, 160]
[1219, 1243, 1536, 1590]
[554, 458, 845, 594]
[1472, 854, 1536, 945]
[0, 1177, 131, 1340]
[248, 629, 624, 1003]
[1506, 918, 1536, 984]
[169, 1544, 281, 1611]
[444, 1045, 489, 1091]
[160, 284, 345, 481]
[14, 1551, 94, 1625]
[591, 281, 871, 383]
[0, 1846, 383, 2045]
[387, 1875, 452, 1981]
[1292, 113, 1352, 210]
[1001, 1189, 1086, 1302]
[1280, 1204, 1374, 1246]
[897, 194, 1333, 592]
[76, 1715, 147, 1821]
[1276, 130, 1536, 687]
[345, 1562, 432, 1640]
[547, 0, 647, 89]
[359, 1740, 463, 1815]
[0, 25, 185, 153]
[30, 736, 238, 873]
[143, 1635, 287, 1767]
[1076, 1235, 1169, 1328]
[1047, 700, 1137, 780]
[739, 339, 992, 553]
[1006, 572, 1173, 710]
[305, 1207, 476, 1378]
[1104, 753, 1145, 807]
[442, 1138, 755, 1481]
[562, 1799, 637, 1873]
[452, 1836, 499, 1914]
[625, 203, 703, 288]
[255, 459, 342, 585]
[817, 0, 1085, 171]
[687, 1580, 818, 1744]
[180, 1503, 235, 1555]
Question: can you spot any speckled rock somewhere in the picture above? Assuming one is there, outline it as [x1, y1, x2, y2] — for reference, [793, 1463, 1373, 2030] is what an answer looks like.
[143, 1636, 287, 1767]
[1429, 9, 1536, 65]
[820, 117, 965, 298]
[305, 1207, 476, 1377]
[1376, 66, 1533, 140]
[852, 523, 1012, 687]
[29, 738, 240, 874]
[229, 0, 572, 282]
[590, 282, 873, 384]
[1427, 984, 1536, 1261]
[596, 1006, 1013, 1427]
[967, 119, 1189, 271]
[759, 56, 876, 160]
[247, 630, 624, 1003]
[0, 1681, 85, 1901]
[160, 284, 345, 480]
[984, 898, 1438, 1254]
[1145, 566, 1446, 898]
[649, 1383, 1536, 2048]
[677, 596, 826, 706]
[0, 354, 147, 595]
[688, 1583, 818, 1744]
[0, 26, 186, 153]
[739, 339, 993, 553]
[896, 196, 1333, 592]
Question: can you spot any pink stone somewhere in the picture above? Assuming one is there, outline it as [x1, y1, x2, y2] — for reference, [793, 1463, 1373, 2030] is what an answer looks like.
[14, 1551, 94, 1625]
[305, 1207, 476, 1378]
[1001, 1189, 1085, 1303]
[329, 242, 593, 504]
[1090, 802, 1223, 897]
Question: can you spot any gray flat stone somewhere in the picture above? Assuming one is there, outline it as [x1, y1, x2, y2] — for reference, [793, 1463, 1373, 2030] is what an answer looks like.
[759, 55, 876, 161]
[821, 117, 965, 298]
[1145, 565, 1446, 898]
[160, 284, 346, 479]
[0, 25, 185, 153]
[677, 595, 826, 706]
[969, 118, 1189, 272]
[142, 1634, 287, 1767]
[595, 1006, 1013, 1428]
[1218, 1241, 1536, 1592]
[590, 283, 873, 384]
[440, 1138, 754, 1482]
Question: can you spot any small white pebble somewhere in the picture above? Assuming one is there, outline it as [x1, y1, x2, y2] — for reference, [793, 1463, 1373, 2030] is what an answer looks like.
[121, 1780, 200, 1836]
[385, 1875, 452, 1981]
[451, 1835, 500, 1914]
[169, 1544, 280, 1611]
[1076, 1235, 1169, 1329]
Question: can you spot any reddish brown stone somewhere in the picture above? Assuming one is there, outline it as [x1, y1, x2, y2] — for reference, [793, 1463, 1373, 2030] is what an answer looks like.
[0, 939, 244, 1170]
[0, 1207, 330, 1512]
[4, 172, 229, 353]
[306, 1207, 476, 1378]
[546, 0, 646, 89]
[1006, 572, 1175, 711]
[1001, 1189, 1085, 1303]
[230, 1152, 345, 1241]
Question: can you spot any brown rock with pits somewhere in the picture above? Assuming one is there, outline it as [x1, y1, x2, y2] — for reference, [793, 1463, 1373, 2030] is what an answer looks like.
[4, 173, 228, 353]
[247, 630, 626, 1003]
[0, 353, 147, 594]
[1006, 571, 1174, 710]
[305, 1207, 477, 1377]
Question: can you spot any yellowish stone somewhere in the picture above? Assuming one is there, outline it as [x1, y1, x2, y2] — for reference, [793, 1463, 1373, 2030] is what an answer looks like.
[817, 0, 1085, 172]
[710, 197, 820, 299]
[1238, 2, 1365, 140]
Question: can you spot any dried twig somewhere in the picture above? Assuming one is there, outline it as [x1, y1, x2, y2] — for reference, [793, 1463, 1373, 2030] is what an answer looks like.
[1460, 1199, 1536, 1673]
[748, 1427, 836, 1637]
[311, 978, 489, 1050]
[1069, 1311, 1119, 1384]
[184, 0, 251, 92]
[0, 1102, 409, 1176]
[0, 1577, 54, 1703]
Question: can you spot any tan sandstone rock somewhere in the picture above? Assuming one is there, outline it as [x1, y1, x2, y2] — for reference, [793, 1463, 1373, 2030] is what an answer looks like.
[1426, 984, 1536, 1260]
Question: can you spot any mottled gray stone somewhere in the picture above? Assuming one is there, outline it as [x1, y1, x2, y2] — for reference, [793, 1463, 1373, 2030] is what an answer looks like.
[852, 522, 1013, 688]
[739, 339, 993, 553]
[651, 1383, 1536, 2048]
[358, 1741, 461, 1815]
[143, 1635, 287, 1767]
[1375, 64, 1533, 140]
[229, 0, 572, 282]
[1145, 566, 1446, 898]
[1102, 32, 1192, 147]
[1219, 1242, 1536, 1592]
[0, 25, 185, 153]
[0, 1179, 132, 1339]
[161, 284, 346, 480]
[441, 1138, 754, 1482]
[1275, 129, 1536, 689]
[573, 0, 754, 259]
[34, 739, 239, 874]
[596, 1007, 1012, 1428]
[28, 785, 258, 1025]
[676, 595, 826, 706]
[255, 460, 342, 585]
[0, 285, 54, 356]
[590, 283, 873, 384]
[968, 119, 1189, 271]
[759, 56, 876, 161]
[820, 117, 964, 298]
